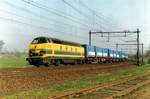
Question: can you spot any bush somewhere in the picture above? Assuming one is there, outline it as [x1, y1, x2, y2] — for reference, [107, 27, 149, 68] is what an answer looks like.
[147, 58, 150, 64]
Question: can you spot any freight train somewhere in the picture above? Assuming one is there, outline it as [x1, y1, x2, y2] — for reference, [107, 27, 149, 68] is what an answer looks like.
[26, 37, 128, 67]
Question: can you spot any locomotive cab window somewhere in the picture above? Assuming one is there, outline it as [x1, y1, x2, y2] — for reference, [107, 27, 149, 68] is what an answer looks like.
[48, 38, 53, 43]
[32, 37, 49, 44]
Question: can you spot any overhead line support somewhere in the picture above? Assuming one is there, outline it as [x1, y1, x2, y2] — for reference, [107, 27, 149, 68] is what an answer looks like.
[89, 28, 141, 66]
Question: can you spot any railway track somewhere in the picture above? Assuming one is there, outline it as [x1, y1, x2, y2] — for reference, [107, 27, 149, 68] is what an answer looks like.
[52, 74, 150, 99]
[0, 62, 134, 78]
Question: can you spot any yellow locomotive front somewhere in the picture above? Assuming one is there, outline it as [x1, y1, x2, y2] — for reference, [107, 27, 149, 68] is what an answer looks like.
[26, 37, 84, 66]
[26, 37, 53, 66]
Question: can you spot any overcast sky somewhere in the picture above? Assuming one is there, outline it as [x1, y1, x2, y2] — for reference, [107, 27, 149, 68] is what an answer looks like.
[0, 0, 149, 53]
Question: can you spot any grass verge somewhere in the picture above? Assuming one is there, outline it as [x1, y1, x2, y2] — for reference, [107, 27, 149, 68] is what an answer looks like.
[0, 54, 31, 69]
[3, 64, 150, 99]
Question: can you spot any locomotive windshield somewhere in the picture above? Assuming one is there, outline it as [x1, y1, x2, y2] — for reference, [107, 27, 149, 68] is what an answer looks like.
[32, 37, 50, 44]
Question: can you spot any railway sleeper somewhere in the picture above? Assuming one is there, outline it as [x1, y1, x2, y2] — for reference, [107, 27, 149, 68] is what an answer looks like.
[113, 85, 134, 89]
[106, 87, 124, 91]
[103, 89, 121, 93]
[122, 81, 142, 85]
[94, 92, 114, 98]
[98, 89, 118, 94]
[120, 80, 141, 85]
[93, 91, 113, 96]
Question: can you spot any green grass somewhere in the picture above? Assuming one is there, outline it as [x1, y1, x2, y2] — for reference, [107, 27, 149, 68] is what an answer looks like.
[0, 54, 31, 69]
[4, 64, 150, 99]
[144, 57, 150, 64]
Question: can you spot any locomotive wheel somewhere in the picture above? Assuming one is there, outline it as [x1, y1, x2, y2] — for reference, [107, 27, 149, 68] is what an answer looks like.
[98, 61, 102, 64]
[73, 60, 77, 65]
[44, 62, 51, 67]
[55, 59, 60, 66]
[44, 58, 51, 67]
[78, 60, 83, 65]
[34, 64, 40, 67]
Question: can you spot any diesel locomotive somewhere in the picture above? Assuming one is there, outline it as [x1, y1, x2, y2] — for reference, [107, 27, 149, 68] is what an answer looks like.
[26, 36, 128, 66]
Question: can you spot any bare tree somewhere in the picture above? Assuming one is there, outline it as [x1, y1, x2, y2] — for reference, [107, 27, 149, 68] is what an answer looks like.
[0, 40, 5, 52]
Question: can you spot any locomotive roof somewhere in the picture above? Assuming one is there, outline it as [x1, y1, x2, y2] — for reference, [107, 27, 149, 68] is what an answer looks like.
[35, 36, 82, 47]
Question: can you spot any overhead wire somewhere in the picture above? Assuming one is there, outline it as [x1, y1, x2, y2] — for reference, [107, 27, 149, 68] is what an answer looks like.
[77, 0, 139, 52]
[61, 0, 110, 43]
[21, 0, 101, 31]
[0, 1, 98, 44]
[0, 9, 77, 31]
[20, 0, 109, 43]
[1, 0, 138, 46]
[62, 0, 130, 44]
[24, 0, 125, 44]
[77, 0, 124, 30]
[1, 1, 92, 37]
[78, 0, 131, 44]
[0, 15, 92, 41]
[61, 0, 108, 31]
[0, 2, 91, 40]
[76, 0, 135, 45]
